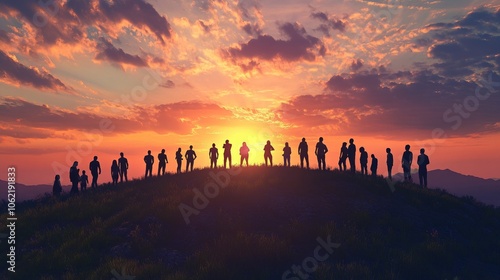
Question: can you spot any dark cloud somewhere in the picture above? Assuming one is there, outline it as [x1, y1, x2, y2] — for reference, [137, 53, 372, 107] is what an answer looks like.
[351, 59, 364, 71]
[277, 69, 500, 138]
[198, 20, 211, 33]
[160, 80, 175, 88]
[224, 22, 325, 66]
[418, 8, 500, 77]
[0, 98, 235, 139]
[311, 11, 346, 36]
[95, 38, 148, 67]
[0, 29, 11, 43]
[0, 50, 68, 91]
[0, 0, 171, 46]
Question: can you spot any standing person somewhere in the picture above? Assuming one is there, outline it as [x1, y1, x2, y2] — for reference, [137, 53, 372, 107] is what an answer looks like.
[158, 149, 168, 176]
[223, 140, 232, 169]
[240, 142, 250, 167]
[386, 148, 393, 180]
[118, 152, 128, 182]
[175, 148, 183, 174]
[144, 150, 154, 178]
[209, 143, 219, 168]
[347, 138, 356, 173]
[359, 147, 368, 175]
[263, 140, 275, 166]
[315, 137, 328, 170]
[298, 138, 309, 169]
[53, 174, 62, 196]
[339, 142, 348, 171]
[111, 160, 119, 185]
[417, 148, 430, 188]
[69, 161, 80, 194]
[370, 154, 378, 176]
[283, 142, 292, 167]
[185, 145, 197, 172]
[89, 156, 101, 188]
[80, 170, 88, 191]
[402, 144, 413, 182]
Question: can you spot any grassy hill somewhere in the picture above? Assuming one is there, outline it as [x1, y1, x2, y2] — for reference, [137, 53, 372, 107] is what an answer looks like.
[1, 166, 500, 279]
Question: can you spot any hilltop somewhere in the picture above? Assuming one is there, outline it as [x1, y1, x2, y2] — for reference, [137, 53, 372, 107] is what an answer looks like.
[1, 166, 499, 279]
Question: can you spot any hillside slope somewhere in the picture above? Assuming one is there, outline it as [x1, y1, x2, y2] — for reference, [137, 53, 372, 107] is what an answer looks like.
[1, 166, 499, 280]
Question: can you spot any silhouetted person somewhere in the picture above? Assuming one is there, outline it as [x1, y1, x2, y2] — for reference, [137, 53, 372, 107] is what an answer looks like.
[315, 137, 328, 170]
[298, 138, 309, 169]
[386, 148, 393, 180]
[402, 144, 413, 182]
[80, 170, 88, 191]
[118, 152, 128, 182]
[240, 142, 250, 167]
[175, 148, 183, 174]
[144, 150, 154, 178]
[53, 174, 62, 196]
[223, 140, 232, 169]
[370, 154, 378, 176]
[283, 142, 291, 167]
[347, 138, 356, 173]
[89, 156, 101, 188]
[158, 149, 168, 176]
[209, 143, 219, 168]
[359, 147, 368, 175]
[185, 145, 197, 172]
[69, 161, 80, 194]
[263, 140, 275, 166]
[339, 142, 348, 171]
[417, 148, 430, 188]
[111, 160, 119, 185]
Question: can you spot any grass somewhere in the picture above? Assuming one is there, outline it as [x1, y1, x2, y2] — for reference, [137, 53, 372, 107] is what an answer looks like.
[1, 166, 499, 279]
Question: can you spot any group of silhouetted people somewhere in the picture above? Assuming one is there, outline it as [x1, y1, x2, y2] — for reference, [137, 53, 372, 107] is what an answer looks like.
[53, 138, 431, 196]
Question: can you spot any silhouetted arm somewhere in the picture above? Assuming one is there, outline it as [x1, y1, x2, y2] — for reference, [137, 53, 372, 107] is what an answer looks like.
[193, 151, 197, 160]
[325, 145, 328, 154]
[98, 162, 101, 174]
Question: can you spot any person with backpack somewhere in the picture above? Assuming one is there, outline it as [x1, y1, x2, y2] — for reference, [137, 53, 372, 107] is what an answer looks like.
[417, 148, 430, 188]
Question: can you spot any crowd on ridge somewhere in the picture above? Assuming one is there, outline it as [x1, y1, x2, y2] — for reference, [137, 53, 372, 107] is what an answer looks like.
[52, 137, 430, 196]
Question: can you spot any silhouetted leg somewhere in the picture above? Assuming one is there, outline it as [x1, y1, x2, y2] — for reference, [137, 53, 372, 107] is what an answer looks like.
[228, 155, 232, 168]
[388, 165, 392, 180]
[300, 155, 304, 168]
[270, 155, 273, 167]
[423, 171, 428, 187]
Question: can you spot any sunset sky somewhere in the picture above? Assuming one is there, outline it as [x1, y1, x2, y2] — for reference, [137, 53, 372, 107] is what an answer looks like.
[0, 0, 499, 185]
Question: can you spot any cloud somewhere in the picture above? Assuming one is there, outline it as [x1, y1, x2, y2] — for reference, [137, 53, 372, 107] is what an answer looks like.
[350, 59, 364, 71]
[95, 38, 148, 67]
[417, 8, 500, 77]
[160, 80, 175, 88]
[0, 97, 236, 139]
[277, 69, 500, 138]
[311, 11, 346, 36]
[0, 29, 11, 43]
[0, 50, 68, 91]
[223, 22, 325, 70]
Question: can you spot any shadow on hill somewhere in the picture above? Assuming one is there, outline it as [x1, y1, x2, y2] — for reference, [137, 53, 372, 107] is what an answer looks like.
[1, 166, 499, 280]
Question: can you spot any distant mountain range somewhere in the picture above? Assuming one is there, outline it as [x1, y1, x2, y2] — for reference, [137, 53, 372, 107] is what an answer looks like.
[2, 169, 499, 206]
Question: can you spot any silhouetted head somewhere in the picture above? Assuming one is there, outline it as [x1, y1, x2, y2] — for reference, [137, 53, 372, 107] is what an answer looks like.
[349, 138, 354, 144]
[161, 149, 165, 153]
[113, 160, 117, 165]
[212, 143, 215, 147]
[302, 137, 306, 142]
[285, 142, 289, 147]
[371, 154, 375, 158]
[55, 174, 60, 180]
[120, 152, 124, 157]
[342, 142, 347, 147]
[225, 139, 229, 144]
[359, 147, 365, 152]
[148, 150, 151, 155]
[319, 137, 323, 142]
[93, 156, 98, 160]
[243, 142, 246, 146]
[177, 148, 181, 152]
[405, 144, 410, 151]
[190, 145, 193, 149]
[420, 148, 425, 154]
[82, 170, 86, 174]
[267, 140, 271, 144]
[386, 148, 391, 153]
[73, 161, 78, 167]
